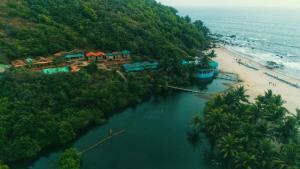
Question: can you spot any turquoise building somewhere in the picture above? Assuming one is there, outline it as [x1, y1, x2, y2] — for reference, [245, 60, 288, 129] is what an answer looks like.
[182, 59, 219, 79]
[42, 66, 70, 75]
[123, 62, 158, 72]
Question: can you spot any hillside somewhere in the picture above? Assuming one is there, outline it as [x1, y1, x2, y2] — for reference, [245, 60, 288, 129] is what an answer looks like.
[0, 0, 210, 63]
[0, 0, 212, 165]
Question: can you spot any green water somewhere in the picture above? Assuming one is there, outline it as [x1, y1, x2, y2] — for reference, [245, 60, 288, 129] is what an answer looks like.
[23, 80, 229, 169]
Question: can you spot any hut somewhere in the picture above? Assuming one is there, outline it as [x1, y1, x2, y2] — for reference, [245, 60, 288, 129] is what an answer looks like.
[106, 52, 114, 60]
[112, 51, 122, 60]
[64, 53, 85, 61]
[123, 62, 159, 72]
[121, 50, 130, 59]
[11, 60, 26, 68]
[85, 51, 106, 61]
[31, 57, 53, 68]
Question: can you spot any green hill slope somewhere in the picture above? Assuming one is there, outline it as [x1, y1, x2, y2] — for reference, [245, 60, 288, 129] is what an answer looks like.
[0, 0, 211, 164]
[0, 0, 210, 63]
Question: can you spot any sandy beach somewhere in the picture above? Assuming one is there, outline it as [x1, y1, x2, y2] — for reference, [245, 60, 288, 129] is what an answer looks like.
[214, 46, 300, 115]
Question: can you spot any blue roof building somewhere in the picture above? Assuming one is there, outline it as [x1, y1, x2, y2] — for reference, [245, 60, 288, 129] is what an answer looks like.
[123, 62, 159, 72]
[64, 53, 85, 60]
[42, 66, 70, 74]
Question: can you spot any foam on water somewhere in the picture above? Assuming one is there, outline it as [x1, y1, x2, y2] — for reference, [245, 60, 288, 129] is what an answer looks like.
[227, 45, 300, 79]
[178, 7, 300, 79]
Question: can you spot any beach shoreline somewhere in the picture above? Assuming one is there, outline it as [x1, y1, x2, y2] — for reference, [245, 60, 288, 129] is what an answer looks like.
[214, 46, 300, 115]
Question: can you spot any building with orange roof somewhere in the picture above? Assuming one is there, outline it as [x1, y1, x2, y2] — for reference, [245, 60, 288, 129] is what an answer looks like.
[85, 51, 106, 61]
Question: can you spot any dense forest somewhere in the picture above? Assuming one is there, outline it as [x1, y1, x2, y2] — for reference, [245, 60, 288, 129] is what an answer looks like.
[199, 87, 300, 169]
[0, 65, 169, 163]
[0, 0, 210, 63]
[0, 0, 212, 166]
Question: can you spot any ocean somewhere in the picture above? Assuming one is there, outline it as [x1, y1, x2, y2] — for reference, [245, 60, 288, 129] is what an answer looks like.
[178, 7, 300, 79]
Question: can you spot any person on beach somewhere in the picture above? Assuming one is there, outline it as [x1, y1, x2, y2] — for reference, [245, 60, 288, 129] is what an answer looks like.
[109, 128, 113, 136]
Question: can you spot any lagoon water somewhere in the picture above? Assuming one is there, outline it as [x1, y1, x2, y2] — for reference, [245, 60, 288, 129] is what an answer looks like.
[18, 79, 230, 169]
[178, 8, 300, 79]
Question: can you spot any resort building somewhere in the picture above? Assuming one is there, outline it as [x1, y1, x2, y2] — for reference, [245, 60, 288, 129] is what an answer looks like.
[182, 58, 219, 79]
[123, 62, 159, 72]
[106, 52, 114, 60]
[121, 50, 131, 59]
[112, 51, 123, 60]
[193, 61, 219, 79]
[42, 66, 70, 75]
[85, 51, 106, 61]
[31, 57, 53, 68]
[11, 60, 26, 68]
[65, 53, 85, 61]
[106, 50, 130, 61]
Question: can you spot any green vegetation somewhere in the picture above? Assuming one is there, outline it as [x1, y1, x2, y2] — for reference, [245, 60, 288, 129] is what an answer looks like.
[0, 164, 9, 169]
[0, 0, 210, 63]
[0, 0, 212, 165]
[59, 148, 81, 169]
[203, 86, 300, 169]
[0, 67, 169, 163]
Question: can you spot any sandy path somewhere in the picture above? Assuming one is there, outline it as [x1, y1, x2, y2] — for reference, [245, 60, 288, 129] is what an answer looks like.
[214, 46, 300, 115]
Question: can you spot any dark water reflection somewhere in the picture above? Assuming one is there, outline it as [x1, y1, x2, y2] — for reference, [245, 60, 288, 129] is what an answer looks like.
[17, 79, 230, 169]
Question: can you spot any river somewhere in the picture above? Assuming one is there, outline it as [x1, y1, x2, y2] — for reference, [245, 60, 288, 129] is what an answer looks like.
[18, 79, 231, 169]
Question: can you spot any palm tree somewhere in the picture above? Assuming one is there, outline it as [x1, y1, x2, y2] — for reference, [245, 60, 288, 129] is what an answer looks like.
[190, 114, 202, 132]
[217, 133, 241, 160]
[257, 139, 275, 169]
[204, 109, 231, 141]
[276, 116, 299, 143]
[233, 152, 258, 169]
[272, 143, 300, 169]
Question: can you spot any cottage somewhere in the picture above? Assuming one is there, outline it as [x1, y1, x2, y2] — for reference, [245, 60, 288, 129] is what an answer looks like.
[112, 51, 123, 60]
[11, 60, 26, 68]
[106, 52, 114, 60]
[123, 62, 159, 72]
[31, 57, 53, 68]
[85, 51, 106, 61]
[121, 50, 130, 59]
[64, 53, 85, 61]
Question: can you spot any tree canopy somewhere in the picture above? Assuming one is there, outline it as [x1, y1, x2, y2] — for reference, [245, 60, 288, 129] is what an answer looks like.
[203, 87, 300, 169]
[59, 148, 81, 169]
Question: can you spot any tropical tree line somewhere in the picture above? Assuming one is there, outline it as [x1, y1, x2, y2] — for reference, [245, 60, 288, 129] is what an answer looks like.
[199, 86, 300, 169]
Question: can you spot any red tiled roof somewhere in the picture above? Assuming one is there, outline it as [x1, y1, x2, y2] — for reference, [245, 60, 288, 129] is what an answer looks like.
[86, 51, 105, 57]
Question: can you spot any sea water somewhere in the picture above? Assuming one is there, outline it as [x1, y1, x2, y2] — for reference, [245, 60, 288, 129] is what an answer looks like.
[178, 8, 300, 79]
